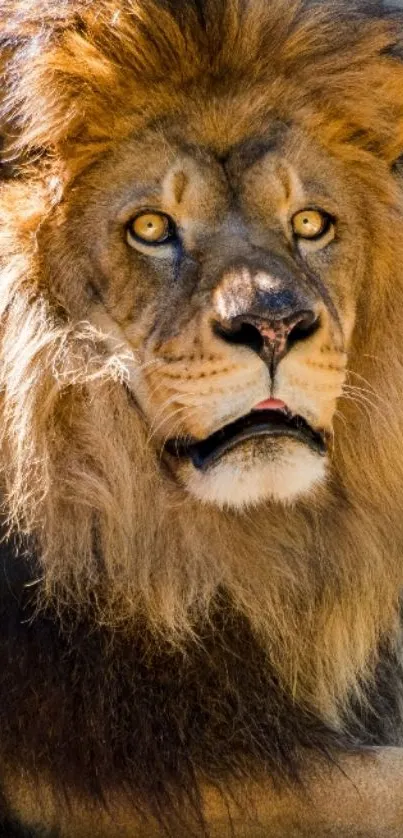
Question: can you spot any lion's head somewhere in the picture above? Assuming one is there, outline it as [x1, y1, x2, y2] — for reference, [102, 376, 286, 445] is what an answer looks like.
[80, 122, 344, 509]
[2, 0, 403, 718]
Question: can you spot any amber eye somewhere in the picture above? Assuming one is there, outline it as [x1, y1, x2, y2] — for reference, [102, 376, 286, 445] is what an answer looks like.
[127, 212, 175, 245]
[292, 209, 332, 240]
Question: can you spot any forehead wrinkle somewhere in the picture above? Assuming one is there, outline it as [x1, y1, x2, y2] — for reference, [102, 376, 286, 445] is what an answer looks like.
[276, 161, 294, 204]
[172, 170, 188, 204]
[275, 160, 308, 211]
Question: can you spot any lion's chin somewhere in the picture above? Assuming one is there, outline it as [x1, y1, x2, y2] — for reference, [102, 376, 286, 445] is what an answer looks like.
[173, 440, 327, 509]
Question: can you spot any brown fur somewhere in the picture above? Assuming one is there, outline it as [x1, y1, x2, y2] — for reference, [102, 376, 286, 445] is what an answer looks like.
[1, 0, 403, 767]
[7, 749, 403, 837]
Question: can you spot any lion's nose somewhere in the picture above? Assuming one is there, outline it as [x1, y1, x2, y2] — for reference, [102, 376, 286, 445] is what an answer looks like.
[212, 263, 320, 369]
[214, 309, 319, 368]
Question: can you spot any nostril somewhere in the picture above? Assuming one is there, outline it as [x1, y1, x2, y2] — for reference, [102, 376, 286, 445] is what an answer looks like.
[213, 321, 264, 355]
[213, 310, 319, 359]
[286, 312, 320, 349]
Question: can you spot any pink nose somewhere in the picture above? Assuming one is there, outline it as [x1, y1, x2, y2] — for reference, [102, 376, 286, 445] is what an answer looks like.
[257, 311, 320, 359]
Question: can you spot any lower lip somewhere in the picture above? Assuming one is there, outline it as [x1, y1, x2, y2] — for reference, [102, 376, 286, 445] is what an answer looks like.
[165, 408, 327, 471]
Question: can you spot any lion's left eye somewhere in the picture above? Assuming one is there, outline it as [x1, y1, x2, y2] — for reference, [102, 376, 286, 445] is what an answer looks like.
[127, 212, 176, 246]
[292, 209, 332, 240]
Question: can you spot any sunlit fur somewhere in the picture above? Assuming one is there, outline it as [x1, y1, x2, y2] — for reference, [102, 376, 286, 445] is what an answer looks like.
[1, 0, 403, 727]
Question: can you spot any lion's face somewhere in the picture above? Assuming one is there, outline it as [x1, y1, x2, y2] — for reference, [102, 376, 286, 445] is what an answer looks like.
[54, 116, 374, 509]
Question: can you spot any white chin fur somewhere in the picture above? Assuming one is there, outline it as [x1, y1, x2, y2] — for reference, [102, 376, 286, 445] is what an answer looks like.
[184, 444, 327, 509]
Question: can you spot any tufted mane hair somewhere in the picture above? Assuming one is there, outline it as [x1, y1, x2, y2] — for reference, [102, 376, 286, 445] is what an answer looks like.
[1, 0, 403, 173]
[1, 0, 403, 724]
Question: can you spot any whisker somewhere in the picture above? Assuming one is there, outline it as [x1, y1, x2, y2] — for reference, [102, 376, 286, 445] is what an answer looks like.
[344, 369, 378, 391]
[341, 389, 389, 419]
[343, 376, 382, 402]
[339, 391, 401, 447]
[147, 402, 201, 445]
[147, 389, 202, 433]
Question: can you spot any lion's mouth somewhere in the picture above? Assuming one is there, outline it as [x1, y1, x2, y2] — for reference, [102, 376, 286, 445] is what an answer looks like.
[165, 407, 327, 471]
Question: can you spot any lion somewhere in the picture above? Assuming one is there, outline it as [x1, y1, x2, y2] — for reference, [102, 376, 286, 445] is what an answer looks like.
[2, 0, 403, 835]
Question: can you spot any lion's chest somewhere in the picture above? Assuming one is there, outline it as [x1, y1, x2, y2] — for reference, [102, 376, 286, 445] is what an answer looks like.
[0, 544, 401, 836]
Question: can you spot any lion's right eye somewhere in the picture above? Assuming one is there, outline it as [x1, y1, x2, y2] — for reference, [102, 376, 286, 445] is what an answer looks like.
[127, 212, 176, 245]
[127, 211, 176, 247]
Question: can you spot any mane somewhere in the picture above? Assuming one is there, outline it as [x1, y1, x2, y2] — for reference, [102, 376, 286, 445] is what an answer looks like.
[1, 0, 403, 724]
[2, 0, 403, 173]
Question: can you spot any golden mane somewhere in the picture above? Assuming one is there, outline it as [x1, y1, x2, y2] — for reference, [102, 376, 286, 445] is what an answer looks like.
[2, 0, 403, 175]
[1, 0, 403, 727]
